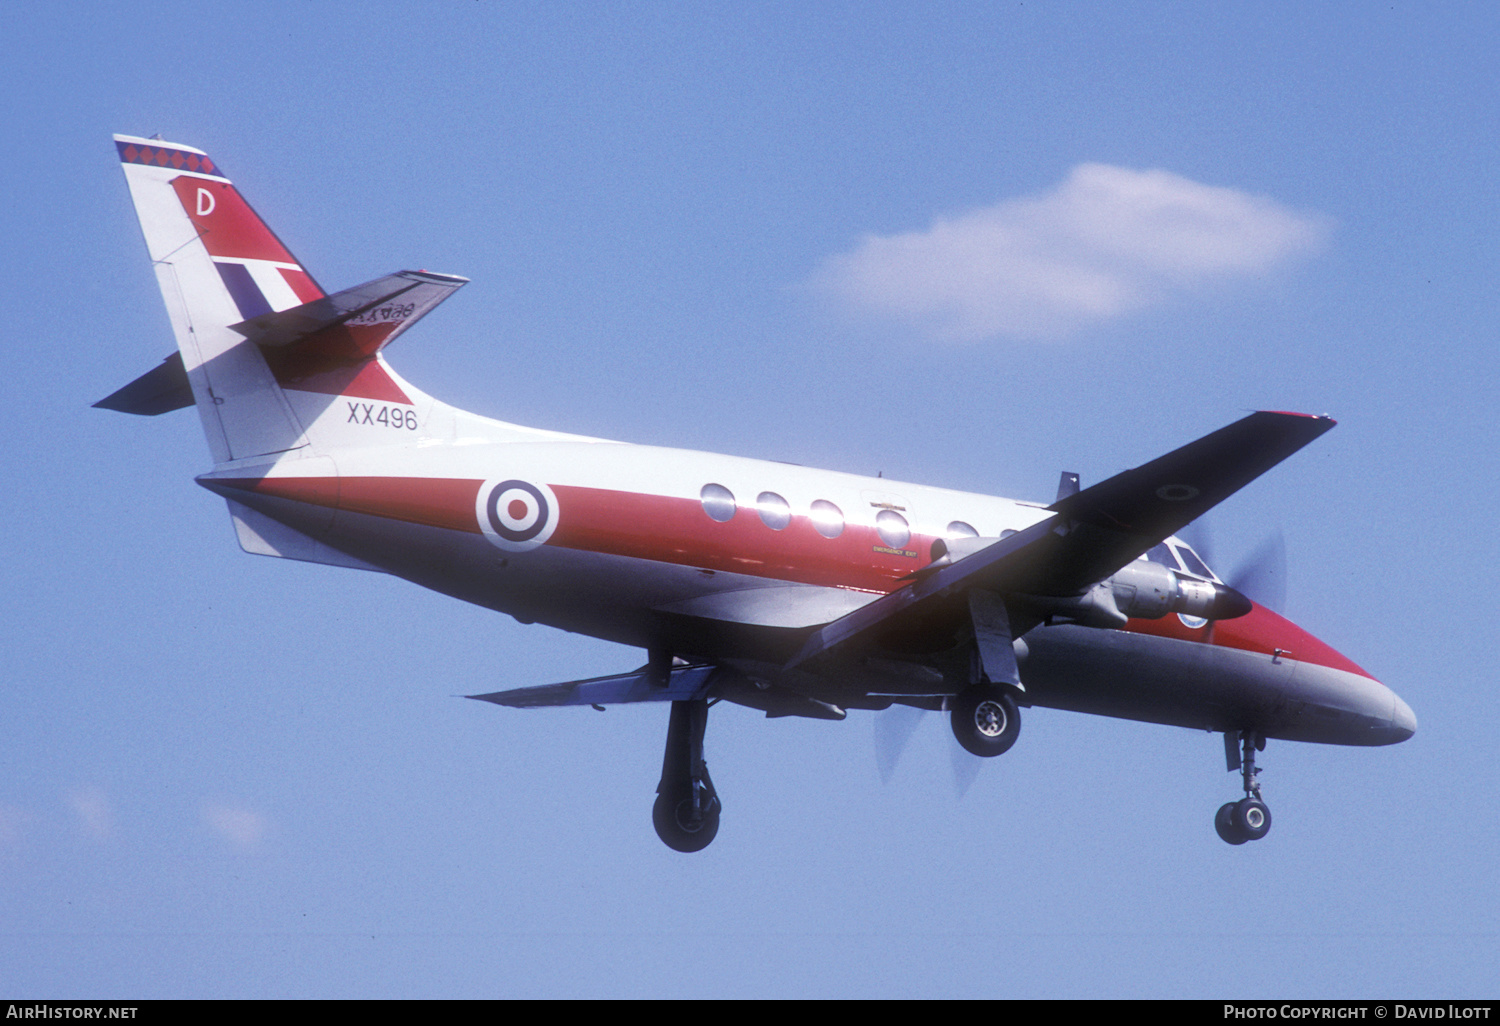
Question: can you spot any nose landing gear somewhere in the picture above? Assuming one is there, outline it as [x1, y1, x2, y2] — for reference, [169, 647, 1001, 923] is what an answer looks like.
[1215, 730, 1272, 845]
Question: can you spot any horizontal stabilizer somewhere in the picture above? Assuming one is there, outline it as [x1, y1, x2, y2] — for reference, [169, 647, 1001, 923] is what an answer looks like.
[93, 352, 193, 416]
[470, 664, 718, 708]
[230, 269, 468, 352]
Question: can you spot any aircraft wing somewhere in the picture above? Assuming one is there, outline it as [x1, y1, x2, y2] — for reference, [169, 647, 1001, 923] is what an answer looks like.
[1032, 410, 1335, 592]
[789, 411, 1334, 669]
[469, 663, 719, 708]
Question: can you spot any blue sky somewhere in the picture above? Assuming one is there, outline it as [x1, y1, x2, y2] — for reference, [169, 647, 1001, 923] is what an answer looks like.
[2, 2, 1496, 998]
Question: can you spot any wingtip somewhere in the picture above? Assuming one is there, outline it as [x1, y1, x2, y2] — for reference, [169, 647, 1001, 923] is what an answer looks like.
[1260, 410, 1337, 426]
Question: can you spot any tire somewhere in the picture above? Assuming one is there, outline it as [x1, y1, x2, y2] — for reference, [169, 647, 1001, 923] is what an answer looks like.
[1233, 797, 1272, 842]
[1215, 801, 1247, 845]
[652, 785, 721, 853]
[950, 686, 1021, 758]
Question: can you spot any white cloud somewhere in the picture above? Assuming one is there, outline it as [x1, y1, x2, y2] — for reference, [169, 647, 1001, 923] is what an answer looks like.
[203, 802, 269, 849]
[66, 785, 112, 841]
[811, 164, 1331, 342]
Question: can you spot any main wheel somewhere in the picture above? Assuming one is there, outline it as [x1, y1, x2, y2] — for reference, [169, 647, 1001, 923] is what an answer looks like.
[1232, 797, 1272, 841]
[652, 785, 721, 853]
[950, 686, 1021, 757]
[1215, 801, 1247, 844]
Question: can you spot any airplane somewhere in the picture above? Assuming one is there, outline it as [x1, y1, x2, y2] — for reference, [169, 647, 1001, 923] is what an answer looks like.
[100, 134, 1416, 852]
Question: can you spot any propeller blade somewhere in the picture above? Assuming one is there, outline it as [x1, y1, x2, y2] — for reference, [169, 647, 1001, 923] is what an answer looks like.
[874, 704, 926, 784]
[950, 738, 983, 799]
[1229, 529, 1287, 614]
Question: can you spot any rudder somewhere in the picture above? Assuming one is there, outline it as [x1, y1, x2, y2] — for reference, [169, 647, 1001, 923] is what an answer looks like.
[115, 135, 320, 463]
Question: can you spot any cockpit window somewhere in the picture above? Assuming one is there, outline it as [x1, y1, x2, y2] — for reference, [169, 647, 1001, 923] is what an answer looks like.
[1145, 542, 1179, 569]
[1176, 543, 1215, 580]
[1141, 540, 1218, 580]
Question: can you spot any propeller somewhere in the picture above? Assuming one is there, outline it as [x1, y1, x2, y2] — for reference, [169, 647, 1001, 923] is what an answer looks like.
[1226, 529, 1287, 615]
[949, 739, 983, 798]
[1181, 519, 1288, 615]
[874, 703, 925, 784]
[875, 522, 1290, 792]
[874, 703, 987, 798]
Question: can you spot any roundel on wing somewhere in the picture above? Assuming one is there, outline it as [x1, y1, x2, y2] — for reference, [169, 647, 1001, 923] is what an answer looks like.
[1156, 483, 1201, 502]
[477, 479, 559, 551]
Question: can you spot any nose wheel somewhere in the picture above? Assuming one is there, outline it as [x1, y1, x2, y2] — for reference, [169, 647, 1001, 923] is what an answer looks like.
[1215, 731, 1272, 845]
[1215, 796, 1272, 844]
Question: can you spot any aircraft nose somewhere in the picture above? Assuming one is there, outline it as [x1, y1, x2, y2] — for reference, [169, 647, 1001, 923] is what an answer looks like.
[1388, 692, 1417, 742]
[1283, 657, 1416, 746]
[1361, 682, 1417, 745]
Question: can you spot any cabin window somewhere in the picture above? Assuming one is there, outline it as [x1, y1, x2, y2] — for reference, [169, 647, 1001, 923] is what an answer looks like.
[700, 483, 737, 523]
[810, 499, 845, 539]
[876, 509, 910, 549]
[757, 491, 791, 531]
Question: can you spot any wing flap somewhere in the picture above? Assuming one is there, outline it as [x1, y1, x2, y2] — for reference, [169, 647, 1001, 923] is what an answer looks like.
[654, 583, 874, 629]
[469, 663, 718, 708]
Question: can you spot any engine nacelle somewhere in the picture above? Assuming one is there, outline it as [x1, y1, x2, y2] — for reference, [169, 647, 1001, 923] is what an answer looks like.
[1017, 560, 1251, 629]
[1109, 559, 1252, 621]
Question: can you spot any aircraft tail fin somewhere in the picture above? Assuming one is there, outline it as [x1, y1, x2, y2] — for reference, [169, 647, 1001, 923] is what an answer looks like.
[113, 135, 331, 463]
[110, 135, 459, 463]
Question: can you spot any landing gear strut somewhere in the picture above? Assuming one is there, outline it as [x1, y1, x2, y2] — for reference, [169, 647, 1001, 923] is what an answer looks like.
[1215, 730, 1272, 845]
[653, 698, 721, 852]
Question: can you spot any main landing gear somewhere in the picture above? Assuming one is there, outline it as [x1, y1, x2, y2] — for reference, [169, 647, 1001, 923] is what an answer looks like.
[1216, 730, 1272, 845]
[653, 698, 721, 852]
[949, 684, 1022, 758]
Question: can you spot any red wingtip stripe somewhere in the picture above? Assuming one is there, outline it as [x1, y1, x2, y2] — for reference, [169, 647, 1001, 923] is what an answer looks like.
[1261, 410, 1337, 425]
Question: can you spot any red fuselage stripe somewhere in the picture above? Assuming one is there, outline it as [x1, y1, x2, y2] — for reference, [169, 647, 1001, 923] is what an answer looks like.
[549, 484, 914, 592]
[219, 475, 1369, 676]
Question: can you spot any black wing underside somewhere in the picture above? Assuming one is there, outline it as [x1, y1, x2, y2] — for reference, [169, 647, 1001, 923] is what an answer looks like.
[789, 411, 1333, 669]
